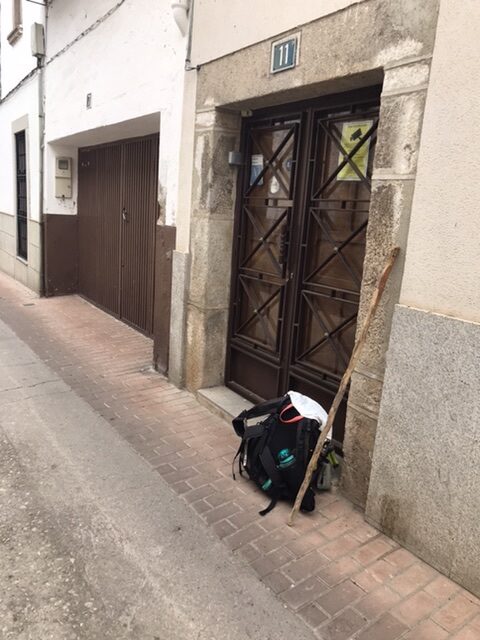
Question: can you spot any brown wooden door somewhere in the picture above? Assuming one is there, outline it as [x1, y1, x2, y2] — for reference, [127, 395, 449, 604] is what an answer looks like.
[78, 134, 159, 335]
[226, 89, 380, 444]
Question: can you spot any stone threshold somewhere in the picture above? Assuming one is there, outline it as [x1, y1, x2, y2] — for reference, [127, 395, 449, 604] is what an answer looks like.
[197, 385, 253, 424]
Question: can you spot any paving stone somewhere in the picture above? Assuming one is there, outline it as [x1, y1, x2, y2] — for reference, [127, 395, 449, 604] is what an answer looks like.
[172, 480, 191, 495]
[316, 580, 364, 616]
[425, 575, 461, 601]
[390, 563, 437, 597]
[212, 519, 237, 539]
[432, 594, 479, 632]
[403, 620, 449, 640]
[283, 550, 330, 583]
[351, 567, 383, 592]
[287, 528, 328, 557]
[355, 585, 401, 619]
[356, 612, 408, 640]
[192, 499, 211, 515]
[225, 522, 264, 550]
[262, 570, 293, 594]
[319, 607, 366, 640]
[298, 603, 328, 628]
[253, 527, 297, 554]
[350, 523, 380, 543]
[236, 543, 261, 564]
[280, 576, 329, 610]
[317, 556, 363, 587]
[322, 534, 362, 560]
[451, 625, 480, 640]
[391, 590, 438, 627]
[368, 558, 402, 583]
[183, 484, 216, 504]
[251, 546, 294, 577]
[320, 517, 355, 540]
[352, 537, 393, 566]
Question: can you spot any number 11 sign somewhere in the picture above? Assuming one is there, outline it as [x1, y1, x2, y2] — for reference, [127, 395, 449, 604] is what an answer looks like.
[271, 34, 299, 74]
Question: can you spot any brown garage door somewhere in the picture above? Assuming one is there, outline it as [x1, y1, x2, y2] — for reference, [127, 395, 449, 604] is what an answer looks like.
[78, 134, 159, 335]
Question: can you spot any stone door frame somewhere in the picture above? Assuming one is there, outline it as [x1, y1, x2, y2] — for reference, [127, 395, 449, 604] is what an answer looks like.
[177, 0, 439, 505]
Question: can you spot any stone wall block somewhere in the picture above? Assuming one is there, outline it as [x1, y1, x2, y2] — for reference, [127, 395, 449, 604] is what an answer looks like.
[383, 61, 430, 94]
[340, 409, 379, 508]
[193, 129, 239, 219]
[185, 304, 230, 390]
[351, 180, 414, 377]
[348, 371, 384, 417]
[188, 217, 234, 309]
[197, 0, 439, 109]
[168, 250, 191, 388]
[374, 91, 427, 176]
[366, 305, 480, 596]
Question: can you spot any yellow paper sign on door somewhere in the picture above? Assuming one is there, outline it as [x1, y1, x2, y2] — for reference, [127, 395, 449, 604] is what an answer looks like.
[337, 120, 373, 181]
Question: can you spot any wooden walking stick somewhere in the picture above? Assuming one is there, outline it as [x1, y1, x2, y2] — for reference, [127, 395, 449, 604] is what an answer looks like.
[287, 246, 400, 526]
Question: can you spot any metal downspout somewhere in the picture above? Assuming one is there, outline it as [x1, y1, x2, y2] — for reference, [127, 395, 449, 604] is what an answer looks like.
[38, 13, 46, 296]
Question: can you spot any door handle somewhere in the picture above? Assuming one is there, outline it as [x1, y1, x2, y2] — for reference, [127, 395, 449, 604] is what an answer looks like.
[122, 207, 129, 222]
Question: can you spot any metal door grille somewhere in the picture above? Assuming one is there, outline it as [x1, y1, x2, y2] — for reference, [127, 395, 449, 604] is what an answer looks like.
[227, 88, 380, 443]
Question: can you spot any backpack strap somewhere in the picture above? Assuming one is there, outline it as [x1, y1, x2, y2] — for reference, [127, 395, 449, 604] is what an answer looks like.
[258, 448, 284, 517]
[231, 441, 244, 480]
[259, 447, 283, 487]
[232, 396, 286, 436]
[295, 418, 310, 467]
[259, 494, 279, 516]
[243, 422, 267, 440]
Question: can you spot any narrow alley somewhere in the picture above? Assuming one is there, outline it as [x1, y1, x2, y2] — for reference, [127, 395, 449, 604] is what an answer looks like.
[0, 273, 478, 640]
[0, 274, 317, 640]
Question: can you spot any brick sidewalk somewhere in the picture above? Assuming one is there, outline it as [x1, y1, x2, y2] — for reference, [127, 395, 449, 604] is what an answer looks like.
[0, 273, 478, 640]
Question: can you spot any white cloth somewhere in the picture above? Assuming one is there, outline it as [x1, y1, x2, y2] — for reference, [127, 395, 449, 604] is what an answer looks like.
[287, 390, 328, 427]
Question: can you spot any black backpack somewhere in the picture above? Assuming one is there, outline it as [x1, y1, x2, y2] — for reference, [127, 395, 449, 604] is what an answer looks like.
[232, 394, 325, 516]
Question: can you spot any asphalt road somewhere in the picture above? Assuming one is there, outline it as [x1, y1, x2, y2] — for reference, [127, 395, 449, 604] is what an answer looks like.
[0, 317, 316, 640]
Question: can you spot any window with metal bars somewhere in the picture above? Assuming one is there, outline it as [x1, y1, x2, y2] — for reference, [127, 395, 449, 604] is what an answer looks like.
[15, 131, 28, 260]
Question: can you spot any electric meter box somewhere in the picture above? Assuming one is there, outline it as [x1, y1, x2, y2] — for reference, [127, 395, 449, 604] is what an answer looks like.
[55, 157, 72, 198]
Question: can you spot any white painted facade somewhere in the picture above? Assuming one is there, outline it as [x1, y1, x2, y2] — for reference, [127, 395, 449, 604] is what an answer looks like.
[44, 0, 188, 225]
[0, 0, 44, 223]
[190, 0, 361, 65]
[0, 0, 45, 290]
[400, 0, 480, 323]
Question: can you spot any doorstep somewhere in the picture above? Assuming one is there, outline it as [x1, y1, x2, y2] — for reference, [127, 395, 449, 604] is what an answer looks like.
[197, 385, 253, 424]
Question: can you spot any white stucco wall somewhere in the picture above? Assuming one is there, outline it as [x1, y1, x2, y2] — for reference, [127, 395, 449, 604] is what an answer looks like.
[0, 80, 41, 221]
[44, 0, 186, 223]
[191, 0, 362, 65]
[400, 0, 480, 323]
[0, 0, 44, 95]
[0, 0, 44, 223]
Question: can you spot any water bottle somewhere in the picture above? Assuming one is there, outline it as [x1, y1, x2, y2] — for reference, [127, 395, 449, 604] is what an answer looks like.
[277, 448, 295, 469]
[317, 460, 332, 491]
[260, 477, 272, 491]
[277, 448, 315, 512]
